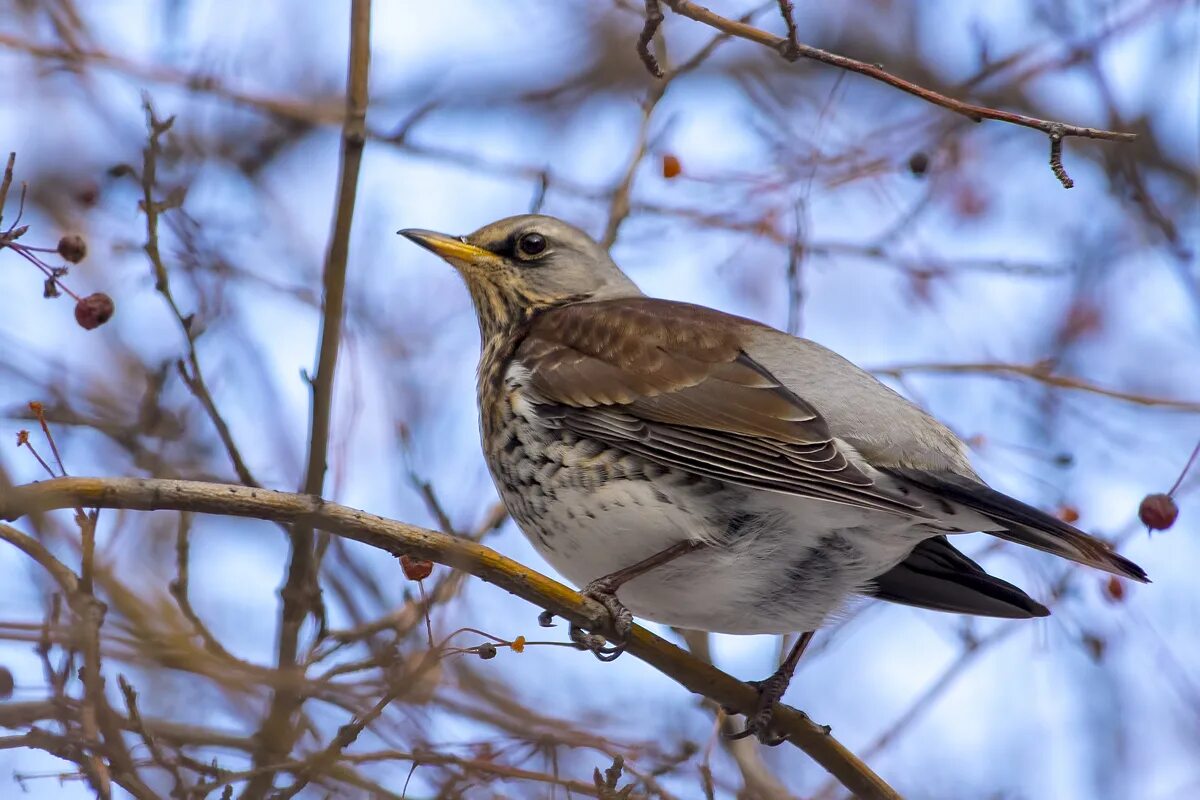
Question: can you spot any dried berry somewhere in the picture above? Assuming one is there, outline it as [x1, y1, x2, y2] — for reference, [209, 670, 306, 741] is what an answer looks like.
[1057, 506, 1080, 524]
[476, 643, 497, 660]
[0, 667, 13, 699]
[1081, 632, 1106, 663]
[400, 554, 433, 581]
[74, 292, 114, 330]
[75, 183, 100, 207]
[662, 154, 682, 179]
[57, 234, 87, 264]
[1102, 575, 1125, 603]
[1138, 493, 1178, 531]
[908, 152, 929, 176]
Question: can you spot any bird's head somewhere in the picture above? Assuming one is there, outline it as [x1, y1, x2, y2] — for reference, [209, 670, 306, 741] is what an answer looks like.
[400, 214, 641, 339]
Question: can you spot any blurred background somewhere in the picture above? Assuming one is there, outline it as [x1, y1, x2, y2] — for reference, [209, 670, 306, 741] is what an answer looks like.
[1, 1, 1198, 797]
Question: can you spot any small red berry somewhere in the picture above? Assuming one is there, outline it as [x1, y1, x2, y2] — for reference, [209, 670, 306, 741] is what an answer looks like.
[57, 234, 87, 264]
[74, 293, 114, 330]
[662, 154, 682, 179]
[400, 554, 433, 581]
[1138, 493, 1178, 531]
[1057, 506, 1080, 524]
[1102, 576, 1125, 603]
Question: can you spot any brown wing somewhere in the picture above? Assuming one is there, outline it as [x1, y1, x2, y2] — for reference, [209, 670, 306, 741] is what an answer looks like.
[516, 298, 924, 516]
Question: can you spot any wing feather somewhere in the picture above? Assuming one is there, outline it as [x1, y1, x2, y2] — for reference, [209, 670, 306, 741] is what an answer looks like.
[517, 299, 923, 517]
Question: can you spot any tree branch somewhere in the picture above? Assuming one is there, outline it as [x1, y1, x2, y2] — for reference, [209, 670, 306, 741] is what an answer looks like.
[871, 361, 1200, 412]
[247, 0, 372, 795]
[657, 0, 1136, 182]
[1, 476, 902, 800]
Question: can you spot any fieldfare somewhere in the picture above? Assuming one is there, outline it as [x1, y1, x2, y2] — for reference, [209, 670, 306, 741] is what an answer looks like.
[400, 215, 1148, 743]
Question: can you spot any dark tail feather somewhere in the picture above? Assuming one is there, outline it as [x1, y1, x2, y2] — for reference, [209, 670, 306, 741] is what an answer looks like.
[885, 468, 1149, 584]
[872, 536, 1050, 618]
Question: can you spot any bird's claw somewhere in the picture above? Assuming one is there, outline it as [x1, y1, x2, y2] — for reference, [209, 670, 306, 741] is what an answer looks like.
[568, 623, 625, 661]
[726, 675, 790, 746]
[569, 578, 633, 662]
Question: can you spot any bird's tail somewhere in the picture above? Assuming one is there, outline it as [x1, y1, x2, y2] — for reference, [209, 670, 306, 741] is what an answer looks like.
[885, 467, 1149, 583]
[989, 521, 1147, 582]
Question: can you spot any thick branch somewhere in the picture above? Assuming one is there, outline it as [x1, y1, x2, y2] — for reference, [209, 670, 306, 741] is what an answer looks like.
[0, 476, 902, 800]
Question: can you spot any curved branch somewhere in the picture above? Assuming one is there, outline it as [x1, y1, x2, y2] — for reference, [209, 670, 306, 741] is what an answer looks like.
[0, 476, 902, 800]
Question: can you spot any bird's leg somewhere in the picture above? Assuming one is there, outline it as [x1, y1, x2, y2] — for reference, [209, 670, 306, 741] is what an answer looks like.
[727, 630, 814, 745]
[563, 539, 706, 662]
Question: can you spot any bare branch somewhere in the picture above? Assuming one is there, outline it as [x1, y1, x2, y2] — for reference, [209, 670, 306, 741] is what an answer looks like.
[1, 477, 902, 800]
[871, 361, 1200, 412]
[245, 1, 373, 795]
[656, 0, 1135, 187]
[637, 0, 666, 78]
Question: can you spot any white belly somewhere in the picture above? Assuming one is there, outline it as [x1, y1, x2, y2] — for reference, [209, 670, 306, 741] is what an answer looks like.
[510, 480, 933, 635]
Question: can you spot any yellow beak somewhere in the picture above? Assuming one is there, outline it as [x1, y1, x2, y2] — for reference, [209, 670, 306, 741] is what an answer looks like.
[398, 228, 493, 265]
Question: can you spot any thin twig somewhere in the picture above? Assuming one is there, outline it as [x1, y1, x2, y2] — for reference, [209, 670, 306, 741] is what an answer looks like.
[657, 0, 1135, 190]
[1168, 439, 1200, 496]
[136, 99, 261, 489]
[0, 524, 157, 800]
[1048, 126, 1074, 188]
[871, 361, 1200, 412]
[117, 676, 188, 796]
[0, 152, 15, 223]
[776, 0, 800, 60]
[637, 0, 665, 78]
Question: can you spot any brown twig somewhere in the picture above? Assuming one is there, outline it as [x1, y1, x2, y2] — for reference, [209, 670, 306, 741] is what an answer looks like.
[1168, 440, 1200, 496]
[601, 82, 667, 250]
[136, 100, 261, 489]
[637, 0, 666, 78]
[661, 0, 1136, 142]
[1048, 126, 1074, 188]
[0, 152, 15, 222]
[656, 0, 1135, 186]
[117, 676, 188, 796]
[271, 682, 404, 800]
[0, 523, 156, 800]
[604, 12, 736, 249]
[167, 512, 238, 662]
[775, 0, 800, 60]
[871, 361, 1200, 412]
[0, 477, 902, 800]
[245, 1, 372, 795]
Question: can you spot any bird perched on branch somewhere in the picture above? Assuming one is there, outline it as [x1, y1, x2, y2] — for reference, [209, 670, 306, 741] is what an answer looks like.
[400, 214, 1148, 743]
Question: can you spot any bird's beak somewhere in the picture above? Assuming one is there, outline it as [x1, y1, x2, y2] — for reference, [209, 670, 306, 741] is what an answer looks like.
[398, 228, 493, 267]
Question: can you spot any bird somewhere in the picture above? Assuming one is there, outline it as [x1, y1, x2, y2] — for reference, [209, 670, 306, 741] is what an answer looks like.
[399, 214, 1148, 743]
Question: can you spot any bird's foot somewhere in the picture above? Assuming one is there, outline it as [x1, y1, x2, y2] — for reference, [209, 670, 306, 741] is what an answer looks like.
[726, 673, 792, 746]
[568, 577, 633, 662]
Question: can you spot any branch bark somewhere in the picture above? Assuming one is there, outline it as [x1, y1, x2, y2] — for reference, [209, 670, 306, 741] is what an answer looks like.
[1, 476, 903, 800]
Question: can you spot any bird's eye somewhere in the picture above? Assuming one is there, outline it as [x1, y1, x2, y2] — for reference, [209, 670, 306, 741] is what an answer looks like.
[516, 232, 547, 258]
